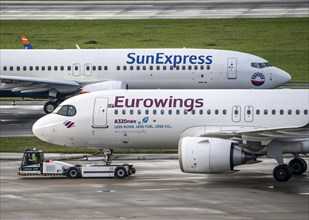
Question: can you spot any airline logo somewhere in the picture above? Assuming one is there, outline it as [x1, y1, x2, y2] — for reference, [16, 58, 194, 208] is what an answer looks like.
[126, 52, 213, 68]
[63, 120, 75, 128]
[114, 96, 204, 111]
[251, 72, 265, 86]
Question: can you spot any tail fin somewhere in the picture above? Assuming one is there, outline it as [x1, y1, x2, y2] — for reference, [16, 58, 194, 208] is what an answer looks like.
[21, 35, 33, 49]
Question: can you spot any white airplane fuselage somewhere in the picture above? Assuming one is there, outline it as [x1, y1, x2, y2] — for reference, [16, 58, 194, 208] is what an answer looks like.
[33, 89, 309, 151]
[1, 48, 291, 93]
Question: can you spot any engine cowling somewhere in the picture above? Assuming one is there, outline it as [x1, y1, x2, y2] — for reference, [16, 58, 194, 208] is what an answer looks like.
[81, 81, 128, 93]
[179, 137, 256, 174]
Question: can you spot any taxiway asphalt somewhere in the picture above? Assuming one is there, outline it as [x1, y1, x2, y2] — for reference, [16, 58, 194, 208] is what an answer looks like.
[1, 0, 308, 20]
[1, 157, 308, 220]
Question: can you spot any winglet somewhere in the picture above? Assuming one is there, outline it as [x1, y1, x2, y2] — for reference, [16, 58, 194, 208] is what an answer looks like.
[21, 35, 33, 49]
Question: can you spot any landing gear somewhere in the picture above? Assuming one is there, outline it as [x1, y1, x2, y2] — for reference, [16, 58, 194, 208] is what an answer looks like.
[43, 99, 64, 114]
[273, 164, 293, 182]
[288, 158, 307, 175]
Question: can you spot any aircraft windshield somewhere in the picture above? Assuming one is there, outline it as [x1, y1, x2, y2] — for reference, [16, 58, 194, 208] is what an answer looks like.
[251, 62, 272, 69]
[56, 105, 76, 116]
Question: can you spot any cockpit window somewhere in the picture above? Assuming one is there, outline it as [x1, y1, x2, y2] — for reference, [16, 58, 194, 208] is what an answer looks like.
[251, 62, 273, 69]
[56, 105, 76, 116]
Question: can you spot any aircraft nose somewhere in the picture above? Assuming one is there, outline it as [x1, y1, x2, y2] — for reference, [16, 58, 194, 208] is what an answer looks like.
[32, 115, 54, 142]
[276, 68, 291, 86]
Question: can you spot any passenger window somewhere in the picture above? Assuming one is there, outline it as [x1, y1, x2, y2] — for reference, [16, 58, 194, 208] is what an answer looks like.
[161, 110, 164, 115]
[280, 110, 284, 115]
[182, 65, 186, 70]
[10, 66, 13, 71]
[54, 66, 58, 71]
[92, 66, 96, 71]
[188, 66, 192, 70]
[23, 66, 27, 71]
[30, 66, 33, 71]
[223, 110, 227, 115]
[191, 110, 195, 115]
[200, 65, 204, 70]
[130, 110, 134, 115]
[256, 109, 260, 115]
[215, 110, 219, 115]
[3, 66, 7, 71]
[194, 65, 198, 70]
[61, 66, 64, 71]
[114, 110, 118, 115]
[264, 110, 268, 115]
[56, 105, 76, 116]
[153, 110, 157, 115]
[207, 65, 210, 70]
[35, 66, 39, 71]
[207, 109, 211, 115]
[41, 66, 45, 71]
[86, 66, 90, 71]
[130, 66, 134, 71]
[150, 66, 153, 70]
[157, 66, 160, 70]
[137, 66, 140, 70]
[176, 66, 180, 70]
[143, 66, 146, 71]
[68, 66, 71, 71]
[138, 109, 141, 115]
[17, 66, 20, 71]
[117, 66, 120, 71]
[199, 109, 203, 115]
[122, 109, 126, 115]
[176, 110, 180, 115]
[184, 109, 188, 115]
[98, 66, 102, 71]
[123, 66, 127, 71]
[296, 110, 300, 115]
[163, 66, 167, 70]
[170, 66, 173, 70]
[272, 110, 276, 115]
[104, 66, 108, 71]
[304, 110, 308, 115]
[288, 109, 292, 115]
[74, 66, 78, 71]
[48, 66, 51, 71]
[145, 110, 149, 115]
[168, 110, 172, 115]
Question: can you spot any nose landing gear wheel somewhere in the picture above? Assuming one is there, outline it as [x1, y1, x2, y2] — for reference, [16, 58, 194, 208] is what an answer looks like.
[44, 101, 57, 114]
[273, 164, 293, 182]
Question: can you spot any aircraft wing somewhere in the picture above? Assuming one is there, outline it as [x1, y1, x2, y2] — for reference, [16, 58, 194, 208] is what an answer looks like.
[0, 75, 81, 94]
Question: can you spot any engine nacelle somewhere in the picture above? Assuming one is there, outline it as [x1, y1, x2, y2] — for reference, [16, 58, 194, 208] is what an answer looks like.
[179, 137, 255, 174]
[81, 81, 128, 93]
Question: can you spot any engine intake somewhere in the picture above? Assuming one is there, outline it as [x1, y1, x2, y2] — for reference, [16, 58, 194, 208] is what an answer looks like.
[179, 137, 256, 174]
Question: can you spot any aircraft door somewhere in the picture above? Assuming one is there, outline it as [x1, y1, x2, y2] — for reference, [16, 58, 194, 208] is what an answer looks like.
[232, 105, 241, 122]
[244, 105, 254, 122]
[227, 58, 237, 79]
[93, 97, 109, 128]
[84, 63, 92, 76]
[73, 64, 81, 76]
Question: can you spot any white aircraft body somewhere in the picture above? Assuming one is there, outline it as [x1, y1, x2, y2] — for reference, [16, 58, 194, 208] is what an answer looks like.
[33, 89, 309, 182]
[0, 49, 291, 113]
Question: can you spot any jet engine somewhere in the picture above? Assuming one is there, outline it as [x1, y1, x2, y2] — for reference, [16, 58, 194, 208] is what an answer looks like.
[81, 81, 128, 93]
[178, 137, 256, 174]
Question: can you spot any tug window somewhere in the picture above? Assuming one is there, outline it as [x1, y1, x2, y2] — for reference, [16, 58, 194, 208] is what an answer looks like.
[57, 105, 76, 116]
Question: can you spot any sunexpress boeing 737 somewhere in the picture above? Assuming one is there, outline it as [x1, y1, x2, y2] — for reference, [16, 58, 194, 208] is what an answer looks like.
[0, 49, 291, 113]
[33, 89, 309, 182]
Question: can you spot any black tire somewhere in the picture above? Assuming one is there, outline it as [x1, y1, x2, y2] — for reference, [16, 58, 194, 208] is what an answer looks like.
[67, 167, 80, 178]
[114, 167, 127, 178]
[288, 158, 307, 175]
[273, 164, 293, 182]
[43, 101, 57, 114]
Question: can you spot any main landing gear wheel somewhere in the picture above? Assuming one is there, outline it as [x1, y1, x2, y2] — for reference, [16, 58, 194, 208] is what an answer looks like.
[288, 158, 307, 175]
[273, 164, 293, 182]
[43, 101, 57, 114]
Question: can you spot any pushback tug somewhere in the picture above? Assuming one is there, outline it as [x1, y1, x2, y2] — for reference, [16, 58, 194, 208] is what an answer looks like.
[18, 149, 136, 178]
